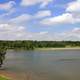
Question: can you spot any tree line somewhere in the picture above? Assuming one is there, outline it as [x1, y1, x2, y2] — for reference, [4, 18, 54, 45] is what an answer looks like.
[0, 41, 80, 50]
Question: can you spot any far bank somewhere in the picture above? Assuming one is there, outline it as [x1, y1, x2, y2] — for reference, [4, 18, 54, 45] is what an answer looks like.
[35, 47, 80, 51]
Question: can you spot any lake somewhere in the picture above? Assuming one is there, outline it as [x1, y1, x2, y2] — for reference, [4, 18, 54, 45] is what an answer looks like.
[3, 50, 80, 80]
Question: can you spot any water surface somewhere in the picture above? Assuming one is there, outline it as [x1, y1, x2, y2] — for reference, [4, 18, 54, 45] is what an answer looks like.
[4, 50, 80, 80]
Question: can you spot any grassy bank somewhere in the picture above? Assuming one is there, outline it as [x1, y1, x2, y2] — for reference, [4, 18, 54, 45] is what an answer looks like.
[7, 47, 80, 51]
[35, 47, 80, 50]
[0, 76, 9, 80]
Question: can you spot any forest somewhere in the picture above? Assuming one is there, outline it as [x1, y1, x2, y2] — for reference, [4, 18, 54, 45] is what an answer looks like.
[0, 41, 80, 50]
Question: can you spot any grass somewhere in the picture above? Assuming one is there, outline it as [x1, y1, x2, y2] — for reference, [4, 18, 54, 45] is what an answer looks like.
[0, 76, 9, 80]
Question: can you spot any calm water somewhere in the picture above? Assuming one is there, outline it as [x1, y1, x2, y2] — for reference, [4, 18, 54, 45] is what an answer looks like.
[4, 50, 80, 80]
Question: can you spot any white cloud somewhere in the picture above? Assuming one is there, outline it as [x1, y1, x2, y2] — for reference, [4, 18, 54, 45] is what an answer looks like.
[21, 0, 52, 7]
[10, 14, 32, 25]
[35, 28, 80, 41]
[59, 28, 80, 41]
[35, 10, 51, 18]
[77, 0, 80, 1]
[0, 24, 27, 40]
[0, 24, 26, 33]
[39, 0, 52, 8]
[29, 28, 80, 41]
[0, 1, 15, 11]
[39, 0, 80, 26]
[0, 23, 49, 40]
[40, 10, 80, 25]
[66, 0, 80, 22]
[0, 8, 16, 19]
[0, 23, 80, 41]
[9, 10, 51, 25]
[66, 1, 80, 12]
[0, 23, 55, 40]
[30, 28, 80, 41]
[40, 13, 75, 25]
[39, 31, 48, 35]
[0, 1, 16, 20]
[0, 0, 80, 41]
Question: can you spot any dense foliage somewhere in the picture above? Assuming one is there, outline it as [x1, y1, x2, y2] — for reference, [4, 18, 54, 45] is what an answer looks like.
[0, 41, 80, 50]
[0, 47, 6, 67]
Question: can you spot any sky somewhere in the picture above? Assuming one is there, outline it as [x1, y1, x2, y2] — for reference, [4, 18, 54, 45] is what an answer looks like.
[0, 0, 80, 41]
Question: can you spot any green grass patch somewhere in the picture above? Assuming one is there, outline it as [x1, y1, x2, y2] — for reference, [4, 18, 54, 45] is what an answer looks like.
[0, 76, 9, 80]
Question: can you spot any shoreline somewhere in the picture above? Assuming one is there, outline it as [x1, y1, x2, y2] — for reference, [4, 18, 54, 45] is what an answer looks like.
[2, 48, 80, 52]
[0, 71, 15, 80]
[35, 47, 80, 50]
[6, 47, 80, 51]
[0, 70, 28, 80]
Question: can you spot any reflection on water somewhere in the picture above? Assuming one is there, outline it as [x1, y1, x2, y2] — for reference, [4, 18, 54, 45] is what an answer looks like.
[3, 50, 80, 80]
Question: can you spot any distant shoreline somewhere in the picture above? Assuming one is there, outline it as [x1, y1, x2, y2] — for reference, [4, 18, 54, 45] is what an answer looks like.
[6, 47, 80, 51]
[35, 47, 80, 50]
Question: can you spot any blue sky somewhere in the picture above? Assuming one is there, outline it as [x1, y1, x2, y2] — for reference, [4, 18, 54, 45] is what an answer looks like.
[0, 0, 80, 40]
